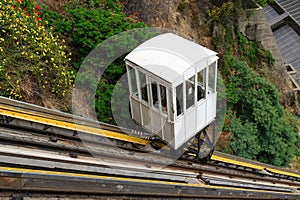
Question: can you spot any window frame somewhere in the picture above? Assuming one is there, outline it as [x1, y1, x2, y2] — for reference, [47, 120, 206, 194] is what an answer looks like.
[196, 68, 207, 102]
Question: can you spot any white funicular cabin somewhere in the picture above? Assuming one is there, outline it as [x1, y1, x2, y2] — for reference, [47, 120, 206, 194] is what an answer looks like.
[125, 33, 218, 150]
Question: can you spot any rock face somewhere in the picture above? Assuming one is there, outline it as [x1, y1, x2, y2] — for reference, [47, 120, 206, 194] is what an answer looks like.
[124, 0, 213, 49]
[239, 9, 285, 69]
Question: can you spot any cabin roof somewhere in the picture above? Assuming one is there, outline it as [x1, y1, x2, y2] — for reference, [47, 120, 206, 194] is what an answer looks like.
[125, 33, 217, 84]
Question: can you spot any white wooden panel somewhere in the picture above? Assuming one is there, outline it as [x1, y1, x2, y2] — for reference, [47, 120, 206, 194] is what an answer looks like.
[196, 101, 206, 131]
[131, 97, 141, 125]
[151, 110, 162, 136]
[162, 119, 174, 147]
[206, 93, 217, 123]
[185, 109, 196, 141]
[141, 103, 151, 129]
[174, 117, 185, 149]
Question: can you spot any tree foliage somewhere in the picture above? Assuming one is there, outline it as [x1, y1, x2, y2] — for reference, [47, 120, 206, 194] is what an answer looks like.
[40, 0, 145, 69]
[41, 0, 153, 123]
[223, 58, 298, 166]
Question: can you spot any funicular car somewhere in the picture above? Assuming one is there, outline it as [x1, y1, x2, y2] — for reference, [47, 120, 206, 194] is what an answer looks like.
[125, 33, 218, 159]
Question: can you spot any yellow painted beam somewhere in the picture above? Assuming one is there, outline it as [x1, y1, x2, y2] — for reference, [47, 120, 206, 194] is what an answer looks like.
[1, 104, 300, 181]
[211, 155, 265, 170]
[212, 155, 300, 179]
[0, 105, 150, 145]
[1, 166, 298, 195]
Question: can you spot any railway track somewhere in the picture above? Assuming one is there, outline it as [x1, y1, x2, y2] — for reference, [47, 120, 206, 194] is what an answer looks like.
[0, 96, 300, 199]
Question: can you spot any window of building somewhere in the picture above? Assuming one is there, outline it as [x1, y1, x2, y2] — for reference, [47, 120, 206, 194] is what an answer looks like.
[186, 75, 195, 110]
[138, 71, 148, 103]
[128, 66, 138, 97]
[176, 83, 183, 116]
[197, 68, 206, 101]
[208, 62, 216, 94]
[150, 80, 158, 108]
[160, 85, 167, 114]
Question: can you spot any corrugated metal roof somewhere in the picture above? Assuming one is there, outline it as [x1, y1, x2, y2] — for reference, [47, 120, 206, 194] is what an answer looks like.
[264, 2, 300, 84]
[264, 5, 280, 22]
[276, 0, 300, 25]
[273, 24, 300, 81]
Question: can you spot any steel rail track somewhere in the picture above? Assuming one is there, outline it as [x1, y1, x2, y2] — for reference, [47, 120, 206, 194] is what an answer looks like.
[1, 166, 299, 199]
[1, 96, 300, 180]
[0, 123, 299, 187]
[0, 125, 299, 195]
[0, 96, 300, 198]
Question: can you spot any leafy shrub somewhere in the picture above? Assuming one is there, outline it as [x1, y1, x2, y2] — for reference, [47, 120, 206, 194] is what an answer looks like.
[40, 0, 149, 123]
[255, 0, 274, 7]
[78, 29, 160, 124]
[177, 1, 189, 12]
[223, 58, 298, 167]
[237, 32, 274, 70]
[223, 113, 261, 159]
[208, 1, 234, 26]
[41, 0, 145, 69]
[0, 0, 73, 100]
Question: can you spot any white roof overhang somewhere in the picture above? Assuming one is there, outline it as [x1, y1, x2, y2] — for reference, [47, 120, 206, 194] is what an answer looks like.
[125, 33, 218, 87]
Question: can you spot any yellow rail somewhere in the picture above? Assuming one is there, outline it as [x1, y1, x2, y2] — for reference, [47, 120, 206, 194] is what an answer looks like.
[0, 101, 300, 180]
[212, 154, 300, 179]
[0, 105, 150, 145]
[0, 166, 296, 195]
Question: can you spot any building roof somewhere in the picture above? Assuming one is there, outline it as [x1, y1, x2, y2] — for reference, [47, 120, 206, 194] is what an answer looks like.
[276, 0, 300, 26]
[264, 2, 300, 84]
[125, 33, 217, 84]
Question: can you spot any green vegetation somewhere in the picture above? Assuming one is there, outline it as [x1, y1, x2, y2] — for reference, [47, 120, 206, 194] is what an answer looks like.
[40, 0, 145, 69]
[0, 0, 298, 167]
[177, 1, 189, 12]
[40, 0, 147, 123]
[0, 0, 73, 101]
[222, 58, 297, 166]
[256, 0, 274, 7]
[210, 0, 298, 167]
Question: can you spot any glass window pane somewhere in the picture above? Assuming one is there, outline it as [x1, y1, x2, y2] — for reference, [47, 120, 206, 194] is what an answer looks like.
[186, 76, 195, 110]
[197, 68, 206, 101]
[151, 81, 158, 108]
[176, 83, 183, 116]
[208, 62, 216, 94]
[128, 66, 138, 97]
[138, 71, 148, 102]
[167, 88, 174, 121]
[160, 85, 167, 114]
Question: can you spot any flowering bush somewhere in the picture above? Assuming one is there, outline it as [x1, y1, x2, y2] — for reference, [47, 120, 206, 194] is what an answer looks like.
[0, 0, 73, 100]
[40, 0, 144, 69]
[208, 1, 234, 26]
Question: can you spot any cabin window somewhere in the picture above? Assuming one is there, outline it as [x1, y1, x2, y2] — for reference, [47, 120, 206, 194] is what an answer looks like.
[167, 88, 174, 121]
[176, 83, 184, 116]
[160, 85, 167, 114]
[197, 68, 206, 101]
[185, 76, 195, 110]
[208, 62, 216, 94]
[150, 80, 158, 108]
[128, 66, 138, 98]
[138, 71, 148, 103]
